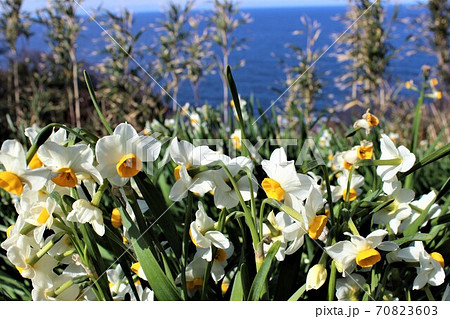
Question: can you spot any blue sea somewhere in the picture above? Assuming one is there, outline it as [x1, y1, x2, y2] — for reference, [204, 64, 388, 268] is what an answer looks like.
[20, 5, 435, 110]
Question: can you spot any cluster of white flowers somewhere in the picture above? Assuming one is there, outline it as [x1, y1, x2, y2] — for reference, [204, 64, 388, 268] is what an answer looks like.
[0, 123, 161, 300]
[0, 114, 447, 301]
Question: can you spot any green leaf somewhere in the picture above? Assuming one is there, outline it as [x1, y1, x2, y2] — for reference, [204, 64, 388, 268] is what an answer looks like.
[230, 267, 244, 301]
[399, 143, 450, 179]
[226, 65, 249, 157]
[247, 241, 281, 301]
[369, 199, 394, 215]
[120, 206, 181, 301]
[436, 177, 450, 202]
[403, 191, 438, 237]
[133, 173, 181, 258]
[394, 233, 435, 246]
[288, 284, 306, 301]
[83, 70, 113, 135]
[345, 127, 360, 138]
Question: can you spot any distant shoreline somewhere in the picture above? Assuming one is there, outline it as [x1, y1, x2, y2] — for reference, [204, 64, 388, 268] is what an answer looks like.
[25, 3, 423, 17]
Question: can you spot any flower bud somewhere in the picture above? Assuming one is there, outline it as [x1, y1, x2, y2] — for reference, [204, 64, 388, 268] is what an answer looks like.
[306, 264, 327, 291]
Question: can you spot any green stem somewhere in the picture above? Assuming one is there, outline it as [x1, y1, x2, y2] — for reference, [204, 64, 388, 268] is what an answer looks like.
[244, 167, 257, 223]
[52, 279, 75, 297]
[201, 208, 227, 300]
[424, 285, 435, 301]
[83, 70, 113, 135]
[27, 232, 64, 266]
[327, 260, 337, 301]
[348, 218, 359, 236]
[321, 165, 335, 224]
[19, 223, 36, 236]
[259, 199, 270, 241]
[410, 79, 426, 155]
[405, 79, 426, 189]
[91, 181, 109, 207]
[220, 163, 259, 249]
[181, 192, 193, 300]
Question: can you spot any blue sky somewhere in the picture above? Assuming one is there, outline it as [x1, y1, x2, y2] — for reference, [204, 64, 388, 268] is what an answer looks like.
[23, 0, 422, 12]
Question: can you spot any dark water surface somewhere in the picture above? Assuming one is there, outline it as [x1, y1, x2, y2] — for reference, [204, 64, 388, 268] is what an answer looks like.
[20, 5, 435, 110]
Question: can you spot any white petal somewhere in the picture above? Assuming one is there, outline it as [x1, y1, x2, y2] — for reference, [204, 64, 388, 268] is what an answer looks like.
[377, 164, 399, 182]
[377, 241, 399, 252]
[365, 229, 388, 248]
[189, 223, 210, 248]
[412, 272, 429, 290]
[210, 263, 225, 282]
[0, 140, 26, 172]
[21, 168, 52, 191]
[95, 135, 123, 166]
[169, 138, 193, 165]
[214, 188, 239, 209]
[134, 136, 161, 163]
[205, 231, 230, 249]
[428, 266, 445, 287]
[325, 241, 358, 268]
[92, 220, 105, 236]
[270, 148, 288, 164]
[380, 134, 399, 158]
[398, 146, 416, 172]
[114, 123, 138, 146]
[285, 236, 304, 255]
[395, 188, 415, 204]
[169, 175, 190, 201]
[397, 247, 421, 262]
[192, 146, 218, 166]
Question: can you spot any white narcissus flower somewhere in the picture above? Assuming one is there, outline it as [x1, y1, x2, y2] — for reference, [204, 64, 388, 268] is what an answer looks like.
[261, 148, 312, 211]
[373, 184, 415, 234]
[212, 156, 257, 209]
[95, 123, 161, 187]
[262, 211, 291, 261]
[107, 265, 130, 300]
[335, 274, 366, 301]
[230, 129, 242, 150]
[325, 230, 398, 276]
[353, 109, 379, 135]
[398, 190, 443, 233]
[20, 197, 58, 244]
[169, 138, 218, 201]
[397, 241, 445, 290]
[306, 264, 327, 291]
[190, 202, 230, 261]
[132, 284, 154, 301]
[301, 186, 327, 240]
[175, 257, 207, 297]
[332, 170, 364, 202]
[32, 262, 85, 301]
[382, 176, 401, 195]
[1, 214, 27, 252]
[376, 134, 416, 182]
[319, 129, 331, 148]
[6, 235, 57, 280]
[196, 242, 234, 282]
[25, 127, 68, 170]
[38, 141, 102, 188]
[131, 262, 147, 281]
[282, 187, 327, 256]
[0, 140, 51, 196]
[32, 272, 80, 301]
[330, 151, 345, 172]
[25, 126, 67, 146]
[67, 199, 105, 236]
[342, 147, 359, 170]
